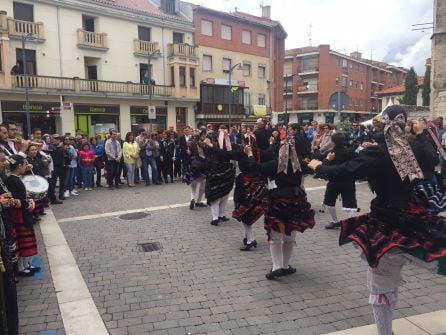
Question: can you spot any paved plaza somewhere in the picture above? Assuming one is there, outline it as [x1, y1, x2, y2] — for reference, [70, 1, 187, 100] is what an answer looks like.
[16, 179, 446, 335]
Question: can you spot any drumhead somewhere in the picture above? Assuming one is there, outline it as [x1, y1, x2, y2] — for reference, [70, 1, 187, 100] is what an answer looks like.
[22, 175, 49, 193]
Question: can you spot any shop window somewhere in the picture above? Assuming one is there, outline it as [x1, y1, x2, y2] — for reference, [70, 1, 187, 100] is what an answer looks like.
[179, 66, 186, 87]
[190, 68, 195, 87]
[138, 26, 151, 41]
[201, 19, 213, 37]
[257, 34, 266, 48]
[13, 2, 34, 21]
[242, 30, 251, 45]
[221, 25, 231, 40]
[203, 55, 212, 72]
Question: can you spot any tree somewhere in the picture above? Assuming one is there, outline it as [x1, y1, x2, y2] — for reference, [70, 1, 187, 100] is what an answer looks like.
[401, 67, 418, 106]
[422, 66, 431, 106]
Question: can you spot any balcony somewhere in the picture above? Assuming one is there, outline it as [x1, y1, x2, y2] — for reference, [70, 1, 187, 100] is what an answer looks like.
[298, 103, 318, 110]
[7, 18, 45, 41]
[77, 29, 108, 51]
[297, 84, 318, 95]
[9, 74, 173, 98]
[298, 66, 319, 76]
[133, 40, 159, 57]
[167, 43, 198, 59]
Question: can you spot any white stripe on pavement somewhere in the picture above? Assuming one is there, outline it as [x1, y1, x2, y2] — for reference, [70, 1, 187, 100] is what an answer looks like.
[57, 186, 326, 223]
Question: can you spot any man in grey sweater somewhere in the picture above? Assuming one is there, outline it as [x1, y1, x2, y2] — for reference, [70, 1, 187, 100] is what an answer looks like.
[105, 129, 122, 189]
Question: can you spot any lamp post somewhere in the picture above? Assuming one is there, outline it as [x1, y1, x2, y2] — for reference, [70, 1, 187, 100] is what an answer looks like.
[147, 49, 161, 132]
[226, 63, 242, 129]
[21, 33, 34, 139]
[284, 73, 301, 125]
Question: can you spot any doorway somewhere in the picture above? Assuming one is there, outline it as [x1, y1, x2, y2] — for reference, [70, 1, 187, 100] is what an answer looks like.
[176, 107, 187, 133]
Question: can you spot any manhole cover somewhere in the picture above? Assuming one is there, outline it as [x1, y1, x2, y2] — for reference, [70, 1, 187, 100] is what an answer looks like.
[119, 212, 150, 220]
[138, 242, 162, 252]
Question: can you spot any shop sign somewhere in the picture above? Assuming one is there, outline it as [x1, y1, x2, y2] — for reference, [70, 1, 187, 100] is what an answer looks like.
[1, 101, 56, 113]
[74, 104, 119, 114]
[130, 106, 167, 115]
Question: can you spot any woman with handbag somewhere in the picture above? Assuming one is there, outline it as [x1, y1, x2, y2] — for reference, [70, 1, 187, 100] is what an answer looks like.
[90, 137, 104, 188]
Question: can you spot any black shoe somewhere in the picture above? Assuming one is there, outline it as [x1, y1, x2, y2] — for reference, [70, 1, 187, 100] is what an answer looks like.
[96, 185, 103, 188]
[17, 269, 34, 277]
[51, 200, 63, 205]
[109, 186, 115, 190]
[59, 196, 66, 201]
[219, 216, 230, 222]
[196, 202, 208, 207]
[145, 182, 150, 186]
[281, 266, 296, 276]
[189, 199, 195, 210]
[26, 265, 41, 273]
[243, 237, 247, 246]
[210, 219, 219, 226]
[155, 182, 161, 185]
[115, 185, 120, 189]
[240, 240, 257, 251]
[325, 221, 341, 229]
[265, 269, 283, 280]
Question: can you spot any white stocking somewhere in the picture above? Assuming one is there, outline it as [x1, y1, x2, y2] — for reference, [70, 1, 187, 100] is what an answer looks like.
[190, 183, 198, 201]
[372, 304, 394, 335]
[218, 194, 229, 217]
[243, 224, 255, 243]
[325, 205, 338, 222]
[196, 181, 205, 203]
[269, 231, 283, 271]
[210, 200, 220, 220]
[26, 256, 34, 267]
[344, 207, 359, 218]
[282, 231, 297, 269]
[17, 257, 26, 272]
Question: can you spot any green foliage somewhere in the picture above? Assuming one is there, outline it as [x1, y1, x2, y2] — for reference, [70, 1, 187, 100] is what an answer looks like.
[339, 119, 352, 132]
[401, 67, 418, 106]
[422, 66, 431, 106]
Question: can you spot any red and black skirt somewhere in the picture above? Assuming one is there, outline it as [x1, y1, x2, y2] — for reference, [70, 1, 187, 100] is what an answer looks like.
[232, 174, 268, 226]
[340, 204, 446, 275]
[10, 208, 38, 258]
[264, 188, 316, 240]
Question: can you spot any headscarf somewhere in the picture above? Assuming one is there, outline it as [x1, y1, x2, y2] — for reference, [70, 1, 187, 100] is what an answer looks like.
[382, 112, 424, 181]
[277, 136, 301, 174]
[218, 130, 232, 151]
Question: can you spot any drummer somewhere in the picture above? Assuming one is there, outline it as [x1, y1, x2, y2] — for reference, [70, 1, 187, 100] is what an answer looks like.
[25, 144, 49, 221]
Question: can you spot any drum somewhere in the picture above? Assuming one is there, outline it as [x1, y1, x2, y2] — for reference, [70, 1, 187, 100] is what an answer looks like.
[22, 175, 49, 201]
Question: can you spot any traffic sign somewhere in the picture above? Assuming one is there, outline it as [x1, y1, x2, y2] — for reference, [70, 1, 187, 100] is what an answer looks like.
[148, 105, 156, 120]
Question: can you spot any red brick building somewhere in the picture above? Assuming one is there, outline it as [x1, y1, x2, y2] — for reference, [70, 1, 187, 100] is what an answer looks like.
[193, 5, 286, 125]
[282, 45, 407, 124]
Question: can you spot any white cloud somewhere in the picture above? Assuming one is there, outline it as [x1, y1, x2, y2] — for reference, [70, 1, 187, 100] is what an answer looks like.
[187, 0, 433, 73]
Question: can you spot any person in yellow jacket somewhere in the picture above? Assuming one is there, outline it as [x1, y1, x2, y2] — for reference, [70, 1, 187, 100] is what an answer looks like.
[122, 132, 139, 187]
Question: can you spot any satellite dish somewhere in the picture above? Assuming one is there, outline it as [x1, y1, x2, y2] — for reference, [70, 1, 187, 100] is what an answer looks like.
[329, 92, 350, 112]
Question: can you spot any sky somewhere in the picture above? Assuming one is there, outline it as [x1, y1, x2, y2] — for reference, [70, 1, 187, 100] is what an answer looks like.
[187, 0, 433, 74]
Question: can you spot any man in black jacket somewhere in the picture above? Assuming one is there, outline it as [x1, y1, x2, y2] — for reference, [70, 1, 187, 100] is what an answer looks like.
[322, 133, 359, 229]
[48, 135, 67, 203]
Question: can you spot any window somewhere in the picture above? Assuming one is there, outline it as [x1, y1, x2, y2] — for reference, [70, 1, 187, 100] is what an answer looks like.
[160, 0, 177, 14]
[336, 58, 340, 67]
[258, 94, 265, 105]
[173, 32, 184, 44]
[190, 68, 195, 87]
[355, 82, 358, 89]
[360, 82, 364, 90]
[243, 63, 251, 76]
[13, 2, 33, 21]
[138, 26, 151, 41]
[349, 80, 352, 87]
[242, 30, 251, 45]
[258, 65, 266, 78]
[201, 19, 213, 36]
[335, 77, 339, 86]
[222, 58, 231, 72]
[300, 56, 319, 72]
[203, 55, 212, 72]
[342, 59, 347, 68]
[170, 66, 175, 86]
[179, 66, 186, 87]
[257, 34, 266, 48]
[221, 24, 232, 40]
[350, 62, 353, 69]
[341, 77, 347, 87]
[82, 15, 95, 32]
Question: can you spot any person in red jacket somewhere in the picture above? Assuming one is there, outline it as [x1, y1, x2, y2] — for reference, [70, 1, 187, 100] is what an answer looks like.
[79, 143, 95, 190]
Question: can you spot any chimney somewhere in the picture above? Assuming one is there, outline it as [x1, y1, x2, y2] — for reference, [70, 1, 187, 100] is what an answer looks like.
[350, 51, 362, 59]
[262, 5, 271, 19]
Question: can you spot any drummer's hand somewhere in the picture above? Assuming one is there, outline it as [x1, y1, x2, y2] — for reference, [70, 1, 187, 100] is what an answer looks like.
[28, 200, 35, 211]
[326, 152, 335, 161]
[14, 199, 21, 208]
[0, 198, 11, 208]
[308, 159, 323, 171]
[1, 192, 12, 199]
[25, 164, 33, 171]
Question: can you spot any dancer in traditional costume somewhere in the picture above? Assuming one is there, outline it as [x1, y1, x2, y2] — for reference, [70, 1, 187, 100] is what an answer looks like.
[309, 105, 446, 335]
[246, 135, 315, 279]
[183, 129, 208, 209]
[6, 155, 38, 277]
[205, 126, 236, 226]
[203, 132, 268, 250]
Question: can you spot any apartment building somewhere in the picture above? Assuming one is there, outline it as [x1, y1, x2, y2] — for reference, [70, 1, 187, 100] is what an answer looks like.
[280, 44, 407, 125]
[192, 5, 286, 126]
[0, 0, 199, 137]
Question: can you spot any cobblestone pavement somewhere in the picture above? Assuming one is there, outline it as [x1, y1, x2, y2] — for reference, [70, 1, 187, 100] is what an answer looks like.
[16, 224, 65, 335]
[21, 178, 446, 334]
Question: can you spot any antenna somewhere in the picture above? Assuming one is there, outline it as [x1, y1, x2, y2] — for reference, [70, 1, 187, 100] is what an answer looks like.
[309, 23, 312, 46]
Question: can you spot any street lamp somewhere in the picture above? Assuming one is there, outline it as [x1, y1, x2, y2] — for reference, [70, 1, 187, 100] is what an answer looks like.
[146, 49, 161, 132]
[225, 63, 242, 129]
[22, 33, 34, 139]
[284, 73, 301, 125]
